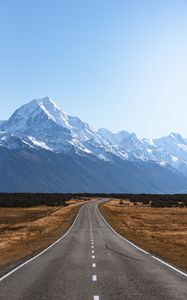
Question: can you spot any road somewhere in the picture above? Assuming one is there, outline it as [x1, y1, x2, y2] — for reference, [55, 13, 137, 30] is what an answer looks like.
[0, 199, 187, 300]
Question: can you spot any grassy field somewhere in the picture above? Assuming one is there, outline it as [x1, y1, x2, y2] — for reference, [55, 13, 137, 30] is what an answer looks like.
[99, 199, 187, 272]
[0, 199, 85, 267]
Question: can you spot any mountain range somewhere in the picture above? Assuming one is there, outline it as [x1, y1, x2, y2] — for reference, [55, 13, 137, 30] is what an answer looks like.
[0, 97, 187, 193]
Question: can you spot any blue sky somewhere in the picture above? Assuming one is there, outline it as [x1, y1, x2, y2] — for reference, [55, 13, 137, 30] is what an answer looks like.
[1, 0, 187, 138]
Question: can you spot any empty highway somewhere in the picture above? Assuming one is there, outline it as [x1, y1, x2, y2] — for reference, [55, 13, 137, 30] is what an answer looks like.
[0, 200, 187, 300]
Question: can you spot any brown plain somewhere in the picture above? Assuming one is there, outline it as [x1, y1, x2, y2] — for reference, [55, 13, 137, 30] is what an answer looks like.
[0, 200, 85, 268]
[99, 199, 187, 272]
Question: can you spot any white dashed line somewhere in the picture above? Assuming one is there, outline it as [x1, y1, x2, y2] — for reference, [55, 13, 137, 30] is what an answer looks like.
[92, 275, 97, 281]
[88, 208, 93, 237]
[89, 207, 99, 300]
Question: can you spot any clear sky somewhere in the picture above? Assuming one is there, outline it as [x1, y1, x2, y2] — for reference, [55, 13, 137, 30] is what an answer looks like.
[1, 0, 187, 138]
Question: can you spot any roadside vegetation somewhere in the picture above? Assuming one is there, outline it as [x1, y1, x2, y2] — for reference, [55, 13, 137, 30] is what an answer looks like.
[1, 193, 187, 207]
[0, 196, 87, 268]
[0, 193, 75, 207]
[99, 198, 187, 272]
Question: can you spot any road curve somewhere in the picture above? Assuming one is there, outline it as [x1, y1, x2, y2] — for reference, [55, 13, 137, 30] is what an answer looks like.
[0, 199, 186, 300]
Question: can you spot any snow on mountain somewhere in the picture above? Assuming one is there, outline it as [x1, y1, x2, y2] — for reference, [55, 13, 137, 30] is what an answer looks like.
[154, 133, 187, 161]
[0, 132, 33, 150]
[0, 97, 122, 160]
[98, 128, 132, 145]
[98, 129, 156, 161]
[98, 128, 187, 176]
[0, 132, 54, 151]
[1, 96, 187, 177]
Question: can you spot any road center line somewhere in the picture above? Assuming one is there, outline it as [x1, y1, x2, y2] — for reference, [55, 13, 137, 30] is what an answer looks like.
[93, 296, 99, 300]
[92, 255, 95, 259]
[88, 208, 93, 237]
[92, 263, 96, 268]
[92, 275, 97, 281]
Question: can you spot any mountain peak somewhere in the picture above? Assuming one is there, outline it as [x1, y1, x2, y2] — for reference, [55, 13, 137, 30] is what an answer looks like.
[32, 96, 68, 123]
[35, 96, 58, 109]
[1, 96, 70, 136]
[169, 132, 184, 143]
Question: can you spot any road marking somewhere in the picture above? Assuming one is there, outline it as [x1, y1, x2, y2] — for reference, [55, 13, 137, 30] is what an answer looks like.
[152, 255, 187, 277]
[92, 250, 95, 253]
[91, 245, 94, 248]
[88, 208, 93, 238]
[91, 242, 94, 244]
[92, 255, 95, 259]
[93, 296, 99, 300]
[96, 204, 149, 254]
[97, 203, 187, 278]
[0, 205, 84, 283]
[92, 263, 96, 268]
[92, 275, 97, 281]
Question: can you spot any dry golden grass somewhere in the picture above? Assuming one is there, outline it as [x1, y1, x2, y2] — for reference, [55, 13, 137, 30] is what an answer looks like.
[99, 199, 187, 272]
[0, 200, 85, 267]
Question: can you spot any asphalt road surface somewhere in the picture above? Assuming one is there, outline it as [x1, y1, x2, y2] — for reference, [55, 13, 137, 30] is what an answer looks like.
[0, 199, 187, 300]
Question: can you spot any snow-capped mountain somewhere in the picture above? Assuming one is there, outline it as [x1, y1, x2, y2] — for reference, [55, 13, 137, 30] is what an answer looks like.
[0, 97, 119, 159]
[1, 96, 187, 193]
[1, 97, 187, 173]
[98, 128, 187, 177]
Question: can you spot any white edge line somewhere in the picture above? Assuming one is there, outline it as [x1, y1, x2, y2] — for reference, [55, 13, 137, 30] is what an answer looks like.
[97, 203, 187, 278]
[0, 205, 84, 283]
[152, 255, 187, 277]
